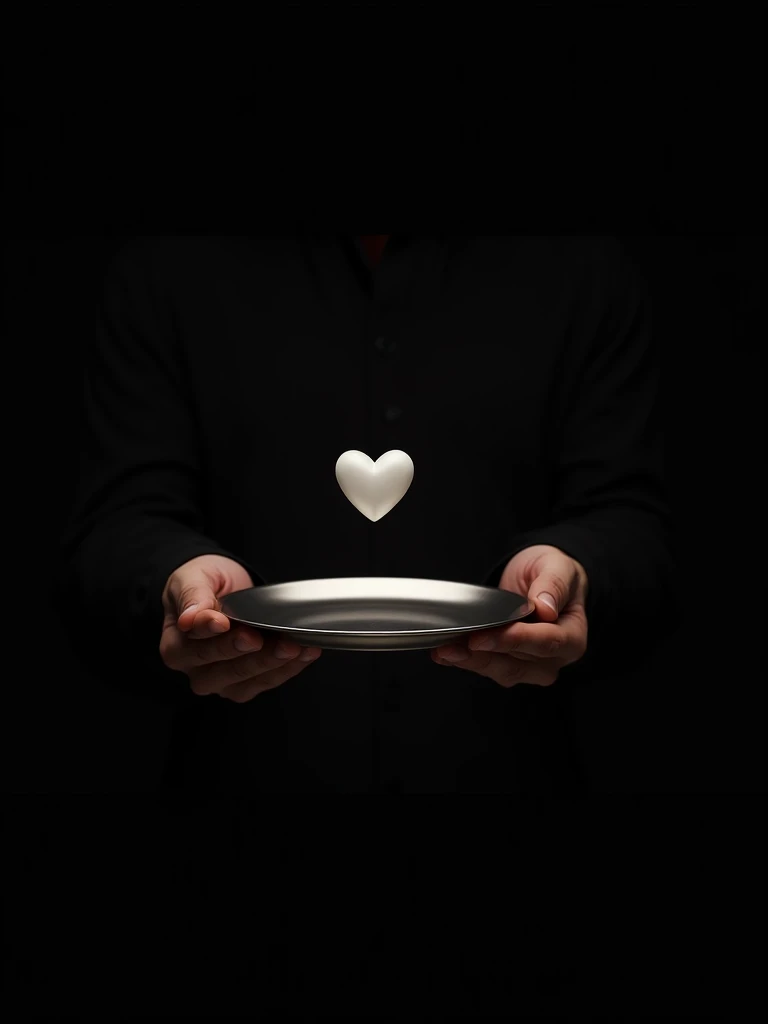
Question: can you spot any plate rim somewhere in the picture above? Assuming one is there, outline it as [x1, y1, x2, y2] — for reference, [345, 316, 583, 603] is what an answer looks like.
[221, 576, 534, 638]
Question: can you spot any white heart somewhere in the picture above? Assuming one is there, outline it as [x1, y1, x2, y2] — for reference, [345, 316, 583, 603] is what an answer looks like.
[335, 449, 414, 522]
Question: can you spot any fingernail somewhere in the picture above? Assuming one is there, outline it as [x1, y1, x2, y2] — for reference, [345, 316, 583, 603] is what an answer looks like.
[299, 648, 320, 662]
[275, 642, 297, 659]
[182, 603, 199, 615]
[209, 619, 229, 634]
[441, 647, 469, 662]
[234, 635, 258, 652]
[471, 636, 496, 651]
[538, 593, 558, 613]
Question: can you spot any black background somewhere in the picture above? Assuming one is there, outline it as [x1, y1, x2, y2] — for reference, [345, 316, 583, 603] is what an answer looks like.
[4, 11, 764, 794]
[3, 8, 764, 1020]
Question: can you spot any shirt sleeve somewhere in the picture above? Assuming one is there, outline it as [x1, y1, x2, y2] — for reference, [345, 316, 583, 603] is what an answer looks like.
[57, 240, 262, 697]
[483, 239, 677, 675]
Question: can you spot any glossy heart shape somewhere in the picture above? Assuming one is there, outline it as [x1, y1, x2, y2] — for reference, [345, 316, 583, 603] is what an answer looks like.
[335, 449, 414, 522]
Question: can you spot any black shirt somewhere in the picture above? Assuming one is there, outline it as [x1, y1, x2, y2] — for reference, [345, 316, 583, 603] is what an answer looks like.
[60, 234, 673, 792]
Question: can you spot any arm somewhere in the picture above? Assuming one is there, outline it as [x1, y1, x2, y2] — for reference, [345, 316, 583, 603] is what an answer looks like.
[485, 239, 676, 675]
[57, 240, 261, 695]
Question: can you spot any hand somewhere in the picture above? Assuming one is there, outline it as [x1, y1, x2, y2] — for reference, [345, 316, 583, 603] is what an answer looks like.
[432, 544, 589, 688]
[159, 554, 322, 703]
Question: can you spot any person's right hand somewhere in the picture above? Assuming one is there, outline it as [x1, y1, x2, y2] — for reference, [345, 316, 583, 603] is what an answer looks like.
[159, 554, 322, 703]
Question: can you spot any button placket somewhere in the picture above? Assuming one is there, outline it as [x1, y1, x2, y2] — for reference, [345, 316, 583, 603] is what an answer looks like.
[370, 321, 403, 424]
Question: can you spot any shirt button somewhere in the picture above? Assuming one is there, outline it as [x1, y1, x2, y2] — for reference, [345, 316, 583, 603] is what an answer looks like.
[383, 405, 403, 422]
[374, 336, 397, 354]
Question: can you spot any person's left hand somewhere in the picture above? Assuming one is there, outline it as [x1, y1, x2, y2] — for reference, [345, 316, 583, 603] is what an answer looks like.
[432, 544, 589, 688]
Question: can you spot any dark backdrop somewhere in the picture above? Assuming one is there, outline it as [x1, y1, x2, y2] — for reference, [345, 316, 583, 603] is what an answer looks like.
[4, 16, 764, 794]
[2, 10, 764, 1022]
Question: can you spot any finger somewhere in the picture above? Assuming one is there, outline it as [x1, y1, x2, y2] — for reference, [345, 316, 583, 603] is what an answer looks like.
[466, 618, 584, 661]
[218, 648, 322, 703]
[186, 608, 235, 639]
[431, 648, 557, 688]
[527, 560, 578, 621]
[161, 622, 264, 672]
[188, 638, 308, 695]
[177, 603, 226, 634]
[171, 580, 221, 632]
[433, 639, 540, 663]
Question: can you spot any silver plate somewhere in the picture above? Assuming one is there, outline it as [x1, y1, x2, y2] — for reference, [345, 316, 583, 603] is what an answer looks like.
[220, 576, 535, 651]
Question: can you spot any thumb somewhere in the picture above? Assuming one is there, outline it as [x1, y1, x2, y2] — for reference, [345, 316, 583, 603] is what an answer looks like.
[167, 568, 221, 629]
[528, 557, 576, 621]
